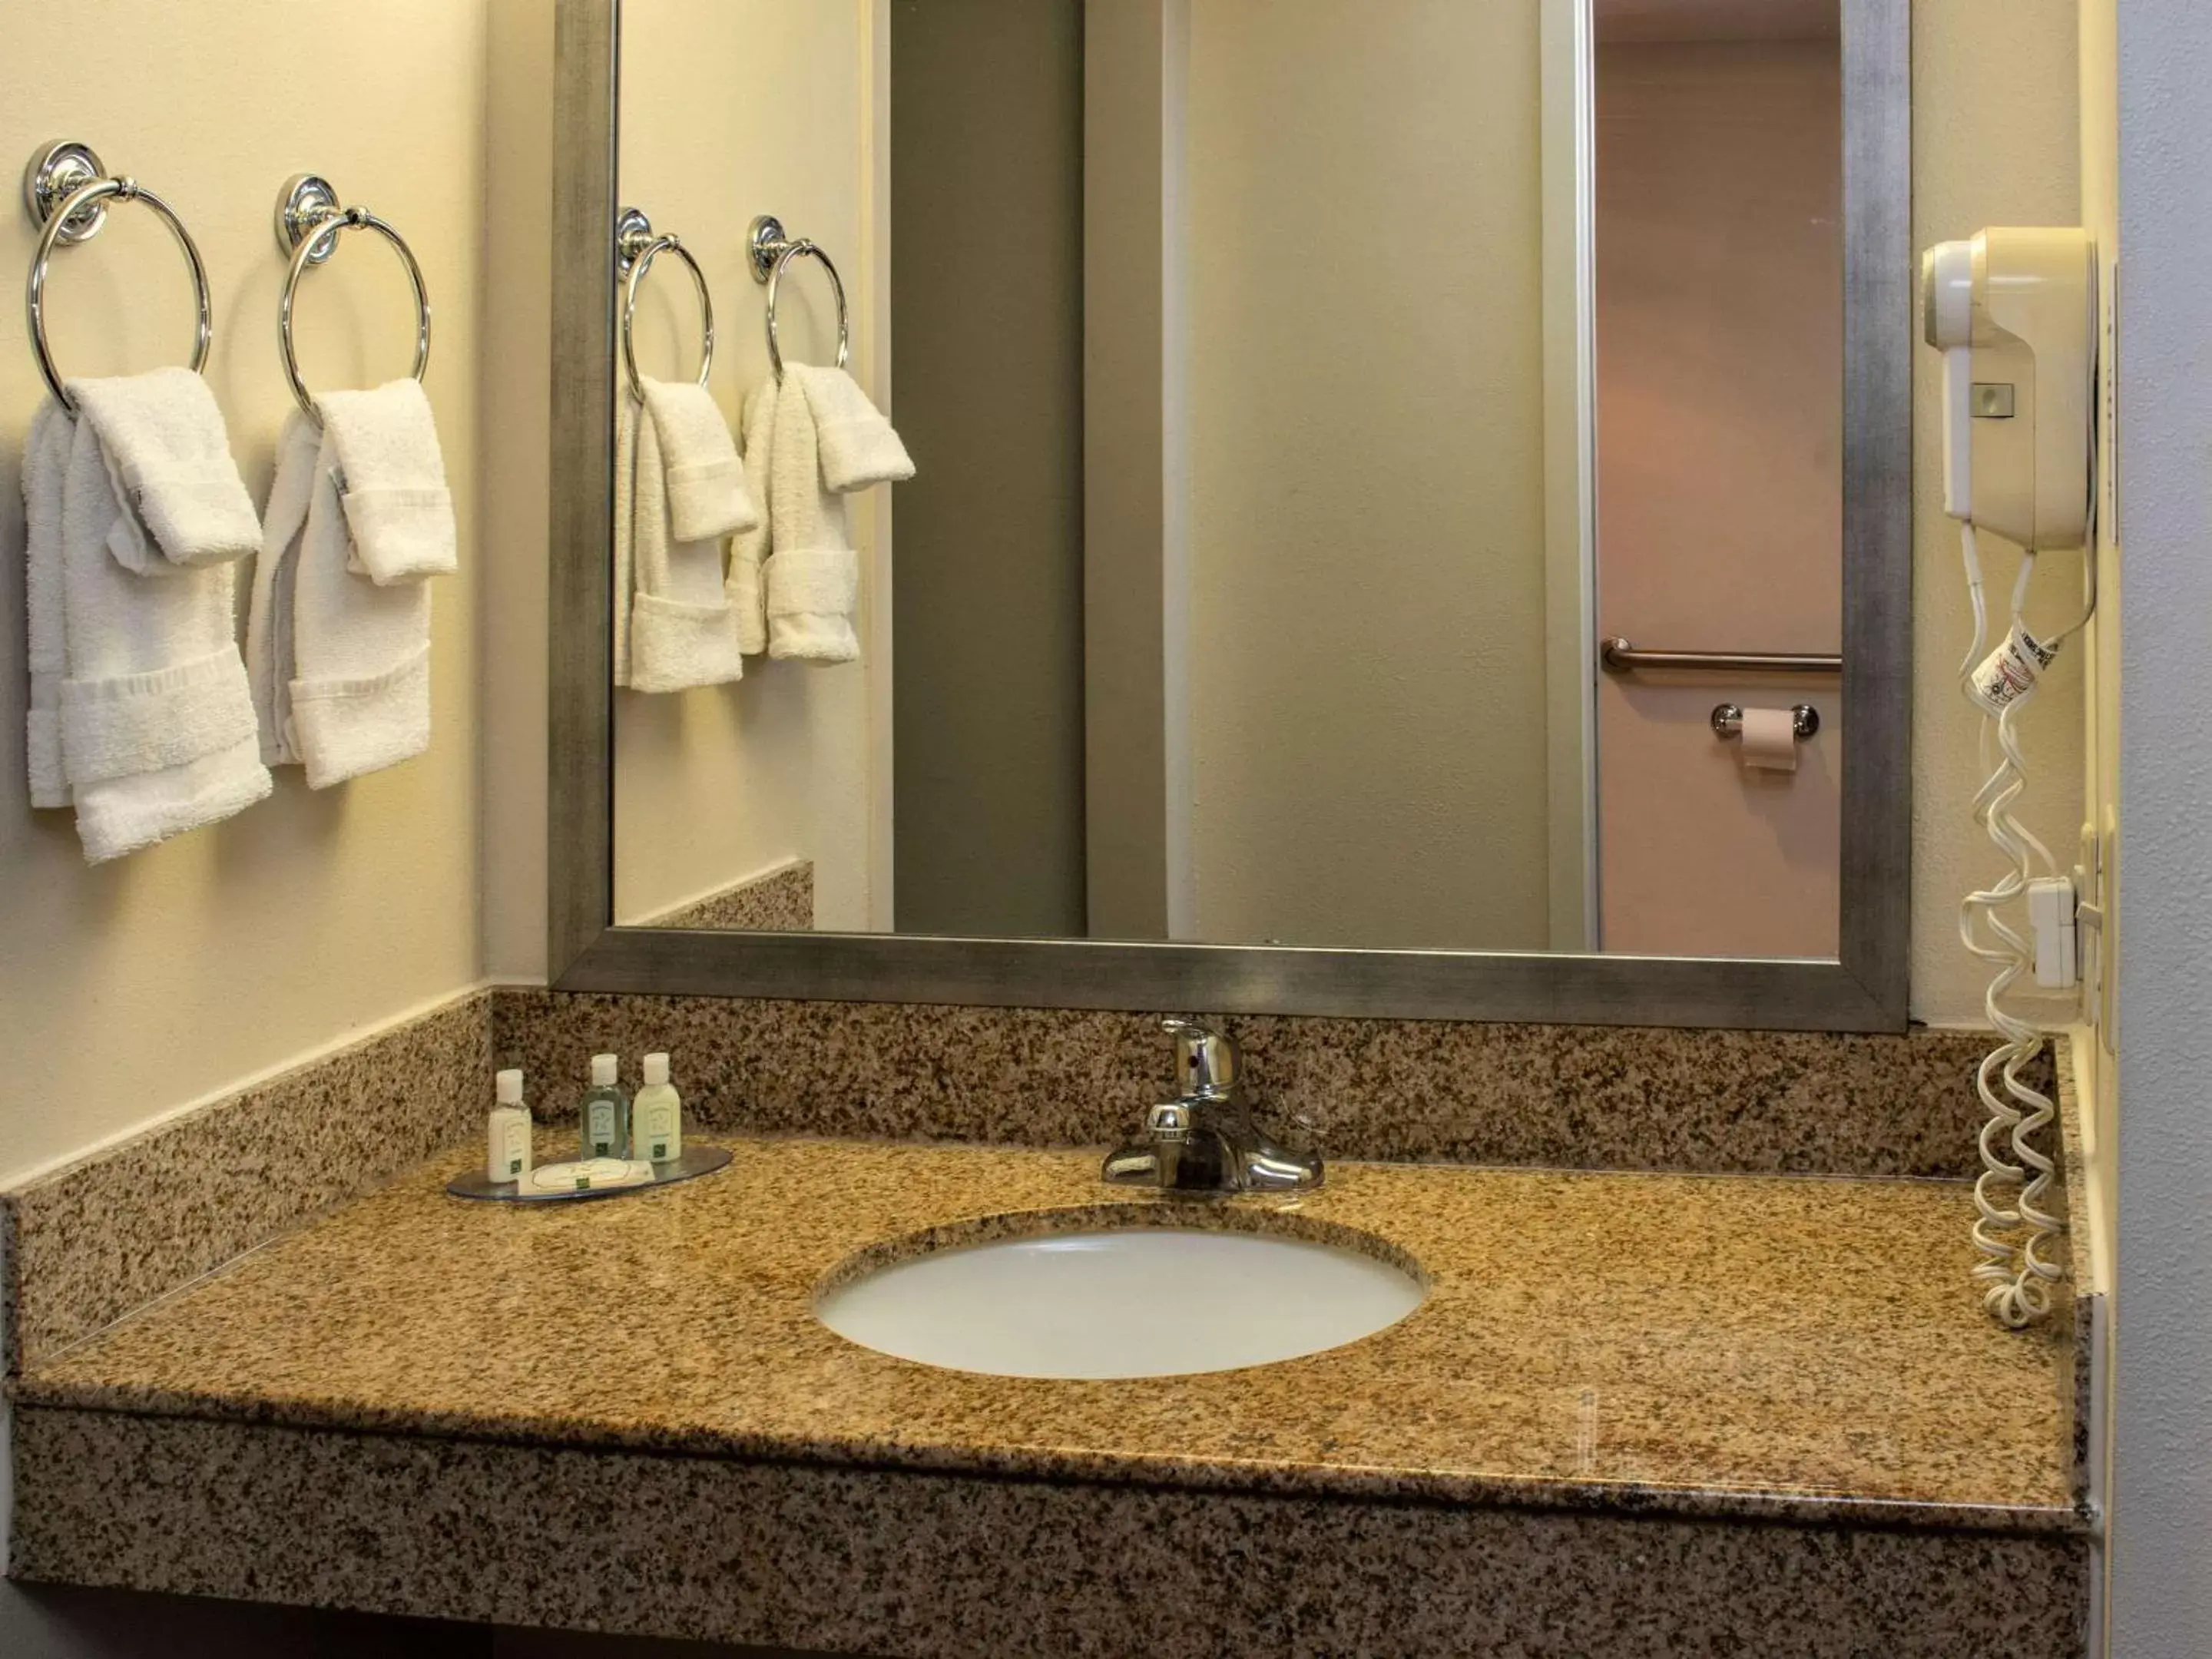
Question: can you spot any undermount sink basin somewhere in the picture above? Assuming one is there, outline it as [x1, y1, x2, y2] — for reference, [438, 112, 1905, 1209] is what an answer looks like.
[815, 1222, 1426, 1379]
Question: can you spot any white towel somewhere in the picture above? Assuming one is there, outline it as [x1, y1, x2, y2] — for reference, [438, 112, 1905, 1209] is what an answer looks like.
[23, 393, 270, 863]
[640, 377, 760, 543]
[66, 366, 261, 573]
[785, 363, 915, 494]
[616, 383, 748, 694]
[316, 379, 458, 585]
[248, 412, 433, 788]
[727, 379, 775, 657]
[24, 401, 71, 808]
[764, 375, 859, 663]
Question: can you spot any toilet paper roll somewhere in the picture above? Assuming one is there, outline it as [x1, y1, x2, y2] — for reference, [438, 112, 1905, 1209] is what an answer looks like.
[1738, 707, 1799, 773]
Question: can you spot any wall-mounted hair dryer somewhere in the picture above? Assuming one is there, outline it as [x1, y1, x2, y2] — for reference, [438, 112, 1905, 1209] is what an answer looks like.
[1921, 227, 2094, 552]
[1919, 227, 2096, 1333]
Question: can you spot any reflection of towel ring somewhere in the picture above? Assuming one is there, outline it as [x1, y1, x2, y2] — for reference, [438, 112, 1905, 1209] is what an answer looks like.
[616, 207, 714, 404]
[274, 173, 432, 426]
[23, 141, 212, 412]
[748, 214, 849, 382]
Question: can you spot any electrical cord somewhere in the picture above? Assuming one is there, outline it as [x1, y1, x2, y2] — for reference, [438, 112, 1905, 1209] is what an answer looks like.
[1955, 524, 2070, 1328]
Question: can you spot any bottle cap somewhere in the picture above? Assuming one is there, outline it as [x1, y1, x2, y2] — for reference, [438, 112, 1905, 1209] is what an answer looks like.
[642, 1052, 670, 1087]
[591, 1053, 619, 1087]
[495, 1068, 523, 1105]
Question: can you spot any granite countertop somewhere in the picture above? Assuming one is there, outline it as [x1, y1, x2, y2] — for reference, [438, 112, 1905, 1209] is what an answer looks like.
[12, 1134, 2081, 1533]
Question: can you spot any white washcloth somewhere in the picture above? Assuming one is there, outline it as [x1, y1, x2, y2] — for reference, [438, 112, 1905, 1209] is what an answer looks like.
[614, 387, 748, 693]
[316, 379, 457, 584]
[785, 363, 915, 494]
[248, 413, 433, 787]
[640, 377, 760, 543]
[66, 366, 261, 572]
[24, 395, 270, 862]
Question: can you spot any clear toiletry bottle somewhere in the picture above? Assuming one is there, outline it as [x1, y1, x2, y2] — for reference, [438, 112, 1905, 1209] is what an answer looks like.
[488, 1068, 533, 1186]
[633, 1051, 684, 1164]
[579, 1053, 631, 1160]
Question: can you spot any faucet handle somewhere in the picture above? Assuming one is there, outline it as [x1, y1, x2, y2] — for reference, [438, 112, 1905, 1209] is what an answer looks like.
[1146, 1100, 1194, 1144]
[1162, 1016, 1239, 1098]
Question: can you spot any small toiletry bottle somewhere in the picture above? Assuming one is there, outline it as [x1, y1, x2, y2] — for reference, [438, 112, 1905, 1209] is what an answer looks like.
[487, 1068, 533, 1186]
[633, 1051, 684, 1164]
[579, 1053, 631, 1160]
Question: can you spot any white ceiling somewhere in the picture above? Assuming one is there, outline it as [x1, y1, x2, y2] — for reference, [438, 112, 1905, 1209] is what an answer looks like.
[1596, 0, 1839, 45]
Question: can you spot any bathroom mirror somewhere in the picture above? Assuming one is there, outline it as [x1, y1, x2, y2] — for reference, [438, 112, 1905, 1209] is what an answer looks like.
[549, 0, 1909, 1030]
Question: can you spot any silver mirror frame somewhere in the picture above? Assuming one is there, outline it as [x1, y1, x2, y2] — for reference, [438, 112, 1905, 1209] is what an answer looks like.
[548, 0, 1910, 1033]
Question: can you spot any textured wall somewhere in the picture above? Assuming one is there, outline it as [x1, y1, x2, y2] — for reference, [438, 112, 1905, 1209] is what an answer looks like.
[2112, 2, 2212, 1651]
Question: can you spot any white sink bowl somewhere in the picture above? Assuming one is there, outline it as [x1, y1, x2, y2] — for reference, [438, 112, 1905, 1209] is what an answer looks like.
[816, 1224, 1426, 1379]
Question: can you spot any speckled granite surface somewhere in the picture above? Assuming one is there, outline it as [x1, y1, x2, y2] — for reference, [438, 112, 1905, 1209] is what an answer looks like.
[634, 860, 813, 932]
[494, 990, 2044, 1179]
[9, 1406, 2090, 1659]
[2, 991, 491, 1373]
[15, 1134, 2081, 1532]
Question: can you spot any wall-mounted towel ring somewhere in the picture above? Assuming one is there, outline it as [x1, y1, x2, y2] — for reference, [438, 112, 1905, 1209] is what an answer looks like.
[747, 214, 849, 382]
[273, 173, 432, 426]
[22, 140, 212, 412]
[616, 206, 714, 403]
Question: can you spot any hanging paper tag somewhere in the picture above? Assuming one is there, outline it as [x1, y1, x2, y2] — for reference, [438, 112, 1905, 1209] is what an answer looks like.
[1969, 621, 2059, 715]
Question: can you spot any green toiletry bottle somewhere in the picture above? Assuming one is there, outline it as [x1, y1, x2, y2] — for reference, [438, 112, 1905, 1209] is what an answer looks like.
[579, 1052, 631, 1160]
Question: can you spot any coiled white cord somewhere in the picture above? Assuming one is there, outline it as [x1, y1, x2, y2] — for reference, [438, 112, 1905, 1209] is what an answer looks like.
[1955, 523, 2078, 1328]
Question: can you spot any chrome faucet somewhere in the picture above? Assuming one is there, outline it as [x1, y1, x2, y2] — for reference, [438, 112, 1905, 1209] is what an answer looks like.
[1102, 1017, 1323, 1194]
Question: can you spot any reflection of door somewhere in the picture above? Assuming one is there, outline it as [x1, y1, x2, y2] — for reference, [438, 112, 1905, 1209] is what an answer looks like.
[1593, 23, 1843, 957]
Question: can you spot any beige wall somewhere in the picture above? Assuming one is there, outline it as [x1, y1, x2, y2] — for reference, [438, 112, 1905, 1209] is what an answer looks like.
[611, 0, 881, 931]
[1909, 0, 2085, 1025]
[0, 0, 492, 1186]
[1183, 0, 1552, 950]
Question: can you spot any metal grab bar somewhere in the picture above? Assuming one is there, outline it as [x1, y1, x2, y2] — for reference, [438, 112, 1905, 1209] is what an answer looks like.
[1600, 637, 1842, 675]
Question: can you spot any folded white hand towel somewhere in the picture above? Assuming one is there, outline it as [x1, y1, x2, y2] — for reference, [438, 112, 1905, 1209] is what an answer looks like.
[316, 379, 458, 585]
[764, 371, 859, 664]
[784, 363, 914, 495]
[727, 379, 777, 657]
[66, 366, 261, 572]
[623, 386, 747, 694]
[640, 377, 760, 543]
[36, 398, 269, 862]
[248, 412, 433, 787]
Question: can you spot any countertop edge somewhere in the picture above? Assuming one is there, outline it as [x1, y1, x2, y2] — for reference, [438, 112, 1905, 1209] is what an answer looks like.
[5, 1381, 2093, 1538]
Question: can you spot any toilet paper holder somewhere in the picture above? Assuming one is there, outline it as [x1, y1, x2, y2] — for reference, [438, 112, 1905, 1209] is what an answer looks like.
[1711, 704, 1819, 742]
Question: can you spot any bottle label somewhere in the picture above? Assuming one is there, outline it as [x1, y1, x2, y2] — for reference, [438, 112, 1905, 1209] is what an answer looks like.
[1969, 621, 2059, 715]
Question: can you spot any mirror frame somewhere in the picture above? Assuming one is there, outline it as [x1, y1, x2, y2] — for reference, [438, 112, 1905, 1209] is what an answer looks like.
[547, 0, 1911, 1032]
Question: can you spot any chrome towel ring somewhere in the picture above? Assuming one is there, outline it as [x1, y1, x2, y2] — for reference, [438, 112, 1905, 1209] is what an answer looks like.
[748, 214, 849, 382]
[616, 207, 714, 404]
[22, 140, 212, 413]
[273, 173, 432, 426]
